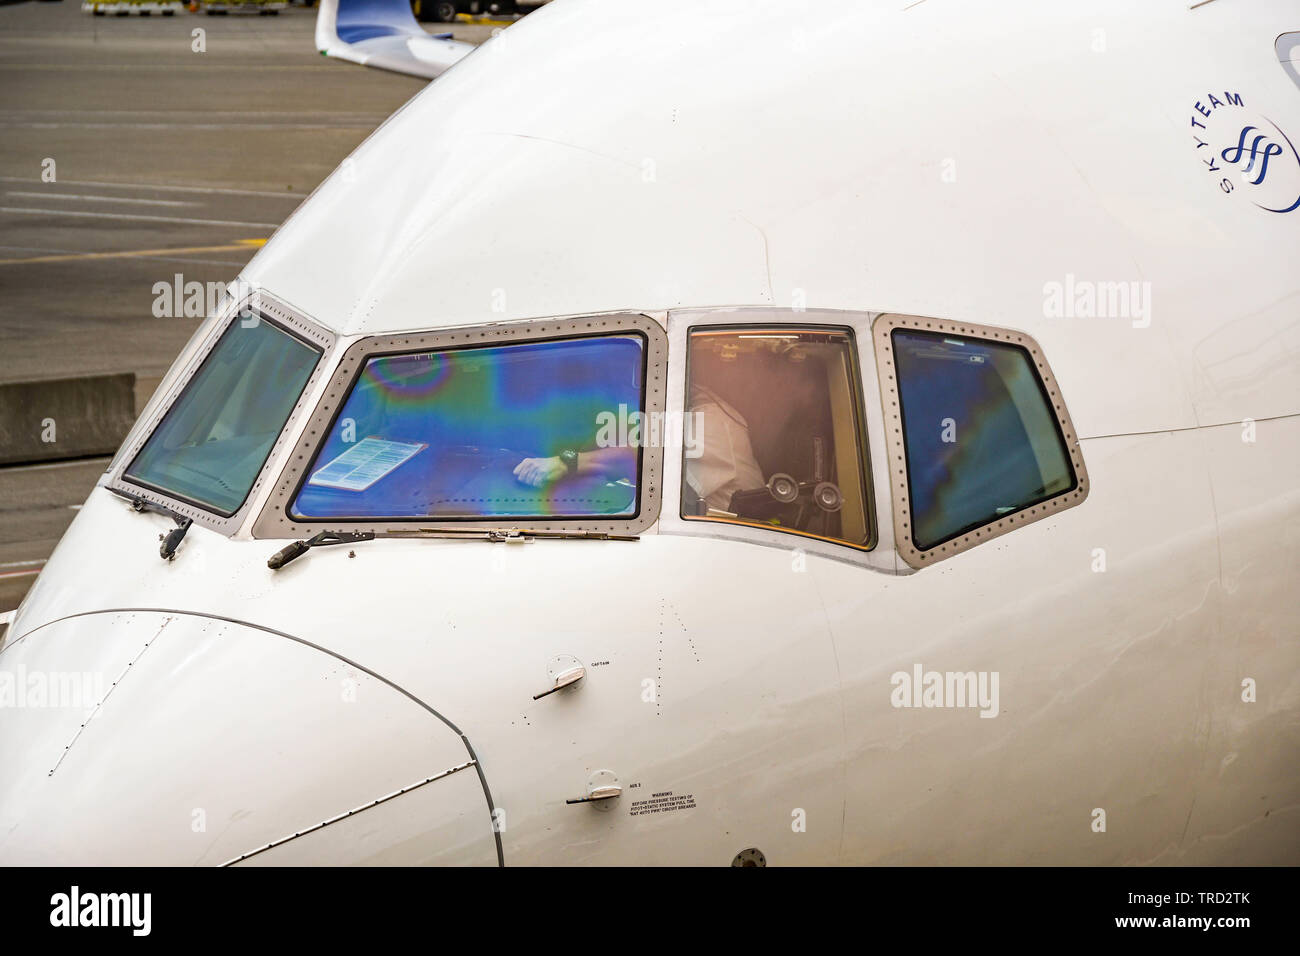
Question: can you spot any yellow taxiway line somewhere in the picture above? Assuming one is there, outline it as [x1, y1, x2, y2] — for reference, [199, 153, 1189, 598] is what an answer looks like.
[0, 238, 266, 266]
[455, 12, 516, 26]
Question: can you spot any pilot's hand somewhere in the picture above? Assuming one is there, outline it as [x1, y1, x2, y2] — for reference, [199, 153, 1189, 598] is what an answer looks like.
[514, 456, 567, 488]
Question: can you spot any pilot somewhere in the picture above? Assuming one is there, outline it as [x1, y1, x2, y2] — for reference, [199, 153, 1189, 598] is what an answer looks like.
[513, 383, 764, 517]
[683, 383, 764, 513]
[513, 446, 636, 488]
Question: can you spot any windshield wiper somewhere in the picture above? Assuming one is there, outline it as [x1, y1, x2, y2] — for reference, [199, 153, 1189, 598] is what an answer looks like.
[388, 529, 640, 543]
[115, 490, 194, 562]
[267, 527, 635, 570]
[268, 531, 376, 570]
[159, 516, 193, 561]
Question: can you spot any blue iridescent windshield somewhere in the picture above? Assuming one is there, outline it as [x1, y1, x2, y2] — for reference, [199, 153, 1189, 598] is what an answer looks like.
[291, 334, 645, 520]
[893, 330, 1074, 551]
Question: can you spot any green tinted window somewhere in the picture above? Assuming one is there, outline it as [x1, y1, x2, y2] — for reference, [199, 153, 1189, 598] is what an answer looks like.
[126, 316, 319, 515]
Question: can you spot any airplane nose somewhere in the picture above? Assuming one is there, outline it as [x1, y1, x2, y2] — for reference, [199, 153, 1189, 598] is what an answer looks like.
[0, 610, 497, 865]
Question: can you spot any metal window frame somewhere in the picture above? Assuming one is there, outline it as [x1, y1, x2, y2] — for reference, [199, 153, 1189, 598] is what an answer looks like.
[251, 311, 668, 540]
[873, 313, 1090, 569]
[107, 290, 336, 537]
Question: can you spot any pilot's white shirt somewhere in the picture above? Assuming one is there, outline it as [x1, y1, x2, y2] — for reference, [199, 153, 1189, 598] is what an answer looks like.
[686, 385, 765, 513]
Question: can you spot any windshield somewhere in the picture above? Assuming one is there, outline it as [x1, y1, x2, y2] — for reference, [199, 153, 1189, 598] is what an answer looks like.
[892, 329, 1074, 551]
[124, 314, 321, 515]
[290, 334, 646, 521]
[681, 326, 871, 548]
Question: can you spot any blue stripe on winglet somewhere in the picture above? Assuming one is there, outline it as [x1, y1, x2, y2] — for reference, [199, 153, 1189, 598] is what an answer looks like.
[337, 0, 423, 44]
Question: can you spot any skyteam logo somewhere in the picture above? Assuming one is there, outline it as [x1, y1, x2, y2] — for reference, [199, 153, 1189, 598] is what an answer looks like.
[1189, 90, 1300, 213]
[1222, 126, 1284, 186]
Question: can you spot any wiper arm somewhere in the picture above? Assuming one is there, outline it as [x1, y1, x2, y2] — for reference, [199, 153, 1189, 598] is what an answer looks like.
[267, 527, 635, 570]
[116, 491, 194, 562]
[387, 528, 639, 543]
[159, 516, 193, 561]
[268, 531, 376, 570]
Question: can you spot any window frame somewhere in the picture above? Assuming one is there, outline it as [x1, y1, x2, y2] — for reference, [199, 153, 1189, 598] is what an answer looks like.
[252, 312, 668, 539]
[107, 290, 335, 534]
[873, 313, 1090, 568]
[678, 321, 877, 552]
[654, 309, 892, 570]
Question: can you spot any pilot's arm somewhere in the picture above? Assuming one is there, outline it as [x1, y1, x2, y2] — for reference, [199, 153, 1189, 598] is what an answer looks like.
[514, 446, 636, 488]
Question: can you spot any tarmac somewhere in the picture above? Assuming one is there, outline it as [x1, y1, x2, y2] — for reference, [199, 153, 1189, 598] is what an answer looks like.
[0, 0, 493, 609]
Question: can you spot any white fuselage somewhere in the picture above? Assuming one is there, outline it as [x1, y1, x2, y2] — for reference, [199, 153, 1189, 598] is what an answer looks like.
[1, 0, 1297, 865]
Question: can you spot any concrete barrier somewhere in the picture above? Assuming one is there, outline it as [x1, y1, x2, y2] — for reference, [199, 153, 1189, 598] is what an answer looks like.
[0, 374, 136, 466]
[134, 375, 163, 420]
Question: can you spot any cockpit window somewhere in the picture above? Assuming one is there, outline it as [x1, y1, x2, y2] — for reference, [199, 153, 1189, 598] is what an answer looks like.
[681, 327, 871, 548]
[892, 329, 1075, 551]
[289, 334, 646, 520]
[124, 314, 321, 516]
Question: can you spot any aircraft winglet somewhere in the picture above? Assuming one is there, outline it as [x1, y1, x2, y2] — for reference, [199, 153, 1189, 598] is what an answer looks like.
[316, 0, 476, 80]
